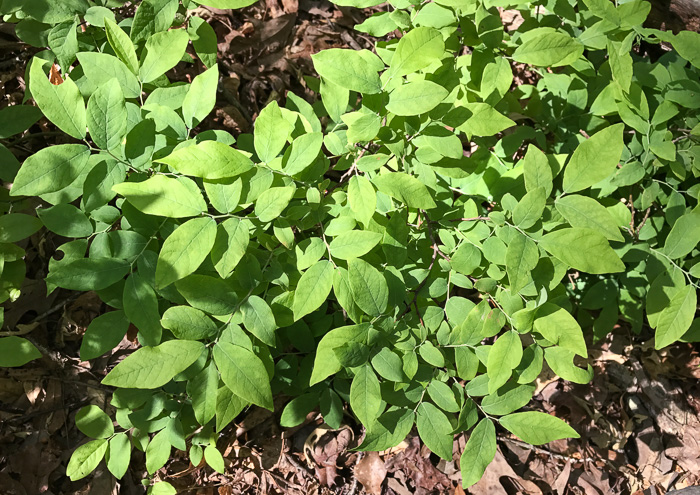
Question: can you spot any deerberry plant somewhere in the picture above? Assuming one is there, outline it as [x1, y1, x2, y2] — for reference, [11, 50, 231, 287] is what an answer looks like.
[1, 0, 699, 490]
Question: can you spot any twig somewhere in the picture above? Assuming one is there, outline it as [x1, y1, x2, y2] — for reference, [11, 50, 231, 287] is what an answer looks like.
[500, 436, 600, 465]
[347, 452, 364, 495]
[635, 207, 652, 239]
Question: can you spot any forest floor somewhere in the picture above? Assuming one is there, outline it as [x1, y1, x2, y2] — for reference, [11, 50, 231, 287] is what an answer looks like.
[1, 1, 700, 494]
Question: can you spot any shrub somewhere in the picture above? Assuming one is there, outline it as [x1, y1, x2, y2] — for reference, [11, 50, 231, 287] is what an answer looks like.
[1, 0, 699, 490]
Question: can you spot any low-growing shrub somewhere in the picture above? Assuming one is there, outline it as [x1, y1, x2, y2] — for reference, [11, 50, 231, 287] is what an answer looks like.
[1, 0, 699, 490]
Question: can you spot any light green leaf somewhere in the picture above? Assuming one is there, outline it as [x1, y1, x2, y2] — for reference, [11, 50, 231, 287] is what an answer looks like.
[512, 186, 546, 229]
[555, 195, 624, 241]
[213, 341, 273, 410]
[254, 101, 290, 162]
[655, 285, 697, 349]
[80, 311, 129, 360]
[102, 340, 205, 388]
[373, 172, 436, 209]
[458, 102, 515, 137]
[211, 218, 249, 278]
[513, 32, 584, 67]
[29, 60, 85, 139]
[124, 273, 162, 346]
[48, 20, 78, 72]
[175, 274, 238, 315]
[370, 348, 404, 382]
[216, 386, 247, 432]
[46, 258, 130, 291]
[76, 405, 114, 439]
[522, 145, 553, 196]
[311, 48, 382, 94]
[282, 132, 323, 176]
[156, 217, 217, 289]
[139, 30, 190, 84]
[499, 411, 579, 445]
[329, 230, 382, 260]
[204, 445, 225, 473]
[77, 52, 141, 99]
[663, 211, 700, 259]
[310, 323, 370, 385]
[203, 177, 241, 215]
[534, 303, 587, 357]
[386, 80, 448, 116]
[487, 330, 523, 393]
[241, 296, 277, 346]
[106, 434, 131, 479]
[67, 439, 108, 481]
[0, 336, 41, 367]
[187, 361, 218, 426]
[293, 260, 334, 320]
[388, 27, 445, 77]
[348, 175, 376, 226]
[481, 384, 536, 416]
[148, 482, 177, 495]
[671, 31, 700, 69]
[348, 258, 388, 316]
[254, 186, 296, 222]
[416, 402, 454, 460]
[113, 175, 207, 218]
[157, 141, 252, 179]
[86, 78, 127, 153]
[544, 347, 593, 384]
[130, 0, 179, 44]
[506, 233, 538, 293]
[562, 124, 624, 193]
[451, 242, 482, 276]
[357, 408, 414, 451]
[350, 363, 382, 427]
[104, 17, 138, 74]
[145, 430, 170, 474]
[460, 418, 496, 488]
[540, 228, 624, 274]
[342, 111, 381, 143]
[182, 65, 219, 128]
[161, 306, 217, 340]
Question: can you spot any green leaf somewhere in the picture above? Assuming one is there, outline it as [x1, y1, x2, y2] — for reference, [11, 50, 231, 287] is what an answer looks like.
[161, 306, 217, 340]
[0, 105, 42, 139]
[148, 481, 177, 495]
[311, 49, 382, 94]
[211, 218, 249, 278]
[48, 20, 78, 74]
[458, 102, 515, 137]
[388, 27, 445, 77]
[139, 30, 190, 84]
[460, 418, 496, 488]
[175, 274, 238, 315]
[370, 348, 404, 382]
[187, 361, 218, 426]
[506, 233, 538, 293]
[522, 145, 553, 196]
[280, 394, 318, 427]
[131, 0, 179, 44]
[213, 341, 273, 410]
[540, 228, 624, 274]
[513, 32, 584, 67]
[555, 195, 624, 241]
[386, 80, 448, 116]
[216, 385, 247, 432]
[11, 144, 90, 198]
[192, 0, 258, 8]
[254, 186, 296, 222]
[533, 303, 587, 357]
[373, 172, 436, 209]
[487, 330, 522, 393]
[348, 258, 388, 316]
[293, 260, 334, 320]
[544, 347, 593, 384]
[156, 217, 217, 289]
[123, 273, 162, 346]
[86, 79, 127, 153]
[655, 285, 697, 349]
[29, 59, 85, 139]
[562, 124, 624, 193]
[350, 363, 382, 427]
[499, 411, 579, 445]
[0, 336, 41, 367]
[671, 31, 700, 69]
[416, 402, 454, 460]
[113, 175, 207, 218]
[512, 186, 546, 229]
[76, 405, 114, 439]
[358, 408, 414, 452]
[104, 17, 138, 74]
[419, 341, 445, 367]
[310, 323, 370, 385]
[427, 381, 460, 413]
[38, 204, 93, 237]
[182, 65, 219, 128]
[80, 311, 129, 360]
[188, 16, 218, 68]
[282, 132, 323, 176]
[77, 52, 141, 99]
[46, 258, 130, 291]
[481, 384, 536, 416]
[0, 214, 42, 243]
[329, 230, 382, 260]
[106, 433, 131, 479]
[451, 242, 482, 276]
[157, 141, 252, 179]
[204, 445, 225, 473]
[254, 101, 291, 162]
[342, 112, 380, 143]
[204, 178, 242, 215]
[67, 439, 108, 481]
[663, 211, 700, 259]
[348, 175, 376, 226]
[241, 296, 277, 346]
[102, 340, 205, 388]
[145, 429, 170, 474]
